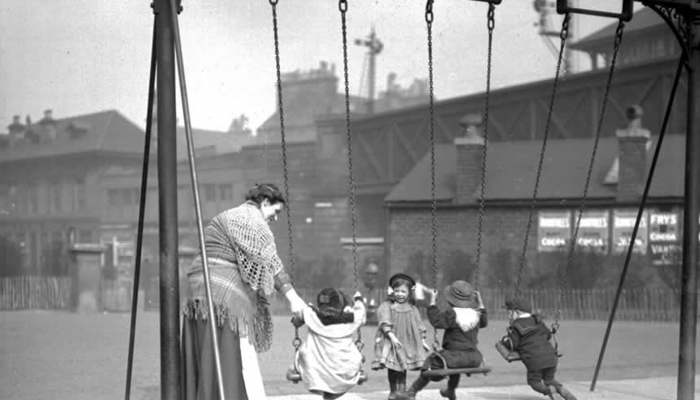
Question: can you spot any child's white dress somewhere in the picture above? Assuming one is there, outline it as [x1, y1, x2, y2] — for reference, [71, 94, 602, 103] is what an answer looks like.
[298, 302, 366, 395]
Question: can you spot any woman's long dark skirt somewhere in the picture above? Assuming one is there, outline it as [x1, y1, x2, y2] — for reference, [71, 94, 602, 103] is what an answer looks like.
[181, 315, 247, 400]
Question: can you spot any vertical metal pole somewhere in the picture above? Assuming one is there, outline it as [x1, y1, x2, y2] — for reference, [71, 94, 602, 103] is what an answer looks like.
[678, 14, 698, 400]
[155, 0, 181, 398]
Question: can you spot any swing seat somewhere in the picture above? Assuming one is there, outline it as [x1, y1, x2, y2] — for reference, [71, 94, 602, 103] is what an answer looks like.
[495, 337, 563, 363]
[495, 340, 521, 362]
[422, 366, 492, 378]
[421, 351, 491, 378]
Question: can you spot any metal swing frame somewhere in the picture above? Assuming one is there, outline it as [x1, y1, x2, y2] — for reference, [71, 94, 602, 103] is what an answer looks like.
[496, 2, 630, 364]
[419, 0, 499, 379]
[125, 1, 700, 399]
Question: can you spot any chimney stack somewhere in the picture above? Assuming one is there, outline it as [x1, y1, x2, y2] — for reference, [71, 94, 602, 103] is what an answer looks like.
[8, 115, 25, 136]
[616, 105, 650, 202]
[39, 109, 54, 124]
[454, 114, 485, 204]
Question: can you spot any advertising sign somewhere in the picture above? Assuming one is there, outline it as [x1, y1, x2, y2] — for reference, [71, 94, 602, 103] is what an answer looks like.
[612, 209, 647, 254]
[576, 211, 609, 253]
[649, 210, 681, 266]
[537, 211, 571, 252]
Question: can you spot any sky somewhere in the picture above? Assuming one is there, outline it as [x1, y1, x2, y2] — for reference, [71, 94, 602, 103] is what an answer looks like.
[0, 1, 639, 132]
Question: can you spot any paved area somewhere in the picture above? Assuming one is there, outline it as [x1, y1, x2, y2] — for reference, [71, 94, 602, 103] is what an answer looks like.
[268, 375, 699, 399]
[2, 311, 698, 400]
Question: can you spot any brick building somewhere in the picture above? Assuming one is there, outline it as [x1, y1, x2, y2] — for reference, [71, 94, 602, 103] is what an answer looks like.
[384, 109, 684, 287]
[309, 7, 688, 287]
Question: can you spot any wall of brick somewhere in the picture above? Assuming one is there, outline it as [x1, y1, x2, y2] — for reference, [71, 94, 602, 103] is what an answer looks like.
[388, 206, 539, 285]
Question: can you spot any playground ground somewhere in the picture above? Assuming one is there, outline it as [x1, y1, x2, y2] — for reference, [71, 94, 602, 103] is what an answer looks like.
[1, 310, 698, 400]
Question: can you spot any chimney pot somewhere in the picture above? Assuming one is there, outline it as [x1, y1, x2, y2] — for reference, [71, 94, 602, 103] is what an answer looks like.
[616, 105, 650, 201]
[42, 109, 53, 121]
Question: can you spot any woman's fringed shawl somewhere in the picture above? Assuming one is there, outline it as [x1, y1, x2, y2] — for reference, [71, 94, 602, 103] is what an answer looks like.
[184, 202, 283, 352]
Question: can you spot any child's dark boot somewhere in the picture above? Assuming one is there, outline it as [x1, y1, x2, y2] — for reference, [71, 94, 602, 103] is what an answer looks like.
[387, 370, 397, 400]
[396, 374, 429, 400]
[555, 385, 577, 400]
[439, 374, 460, 400]
[396, 371, 407, 394]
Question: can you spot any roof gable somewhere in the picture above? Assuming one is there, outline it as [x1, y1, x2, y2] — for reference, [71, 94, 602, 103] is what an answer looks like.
[0, 110, 144, 163]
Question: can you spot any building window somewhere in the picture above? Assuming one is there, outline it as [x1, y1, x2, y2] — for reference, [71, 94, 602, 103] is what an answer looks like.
[107, 189, 120, 206]
[131, 188, 140, 205]
[28, 185, 39, 214]
[218, 184, 233, 202]
[79, 229, 93, 242]
[0, 185, 9, 214]
[203, 184, 217, 202]
[50, 183, 63, 213]
[74, 179, 86, 210]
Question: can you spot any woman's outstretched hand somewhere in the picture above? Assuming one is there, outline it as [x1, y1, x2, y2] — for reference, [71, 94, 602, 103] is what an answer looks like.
[285, 288, 307, 314]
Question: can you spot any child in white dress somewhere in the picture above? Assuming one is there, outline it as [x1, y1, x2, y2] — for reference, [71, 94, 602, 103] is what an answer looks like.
[291, 288, 366, 399]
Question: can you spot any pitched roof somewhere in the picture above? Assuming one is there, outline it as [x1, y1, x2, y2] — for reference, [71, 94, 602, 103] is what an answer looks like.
[386, 134, 684, 204]
[0, 110, 249, 163]
[571, 8, 665, 51]
[0, 110, 144, 163]
[174, 126, 250, 159]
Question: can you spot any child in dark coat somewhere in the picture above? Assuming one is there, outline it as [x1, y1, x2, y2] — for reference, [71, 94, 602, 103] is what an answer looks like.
[399, 280, 487, 400]
[501, 297, 577, 400]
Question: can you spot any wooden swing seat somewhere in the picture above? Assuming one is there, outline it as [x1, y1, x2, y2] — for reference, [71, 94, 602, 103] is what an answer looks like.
[422, 366, 491, 378]
[421, 351, 491, 378]
[495, 337, 563, 363]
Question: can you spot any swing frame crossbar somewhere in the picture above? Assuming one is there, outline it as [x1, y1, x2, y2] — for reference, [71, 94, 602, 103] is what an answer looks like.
[557, 0, 634, 21]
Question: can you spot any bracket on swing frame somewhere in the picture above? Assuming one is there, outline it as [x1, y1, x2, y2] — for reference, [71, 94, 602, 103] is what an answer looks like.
[556, 0, 633, 21]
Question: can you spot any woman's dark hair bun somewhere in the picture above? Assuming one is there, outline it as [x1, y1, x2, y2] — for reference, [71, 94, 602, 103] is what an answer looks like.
[245, 183, 286, 205]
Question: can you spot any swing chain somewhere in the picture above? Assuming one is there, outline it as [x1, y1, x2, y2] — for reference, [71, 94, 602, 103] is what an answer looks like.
[292, 326, 302, 349]
[338, 0, 360, 291]
[425, 0, 438, 290]
[514, 13, 569, 296]
[425, 0, 434, 24]
[355, 329, 364, 351]
[557, 18, 625, 325]
[551, 319, 560, 335]
[475, 2, 495, 288]
[270, 0, 295, 275]
[560, 12, 569, 41]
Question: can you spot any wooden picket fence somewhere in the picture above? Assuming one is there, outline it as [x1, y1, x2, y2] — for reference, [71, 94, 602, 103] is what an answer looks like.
[272, 286, 683, 322]
[0, 276, 685, 321]
[0, 276, 72, 310]
[478, 287, 681, 321]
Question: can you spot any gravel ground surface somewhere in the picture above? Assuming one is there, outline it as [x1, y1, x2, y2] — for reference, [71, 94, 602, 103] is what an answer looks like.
[1, 310, 697, 400]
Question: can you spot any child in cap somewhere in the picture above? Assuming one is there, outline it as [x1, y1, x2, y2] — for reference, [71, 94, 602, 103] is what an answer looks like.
[399, 280, 487, 400]
[291, 288, 366, 399]
[500, 297, 577, 400]
[372, 273, 429, 400]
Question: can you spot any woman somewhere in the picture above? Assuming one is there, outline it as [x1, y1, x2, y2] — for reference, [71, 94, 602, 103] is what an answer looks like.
[181, 183, 307, 400]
